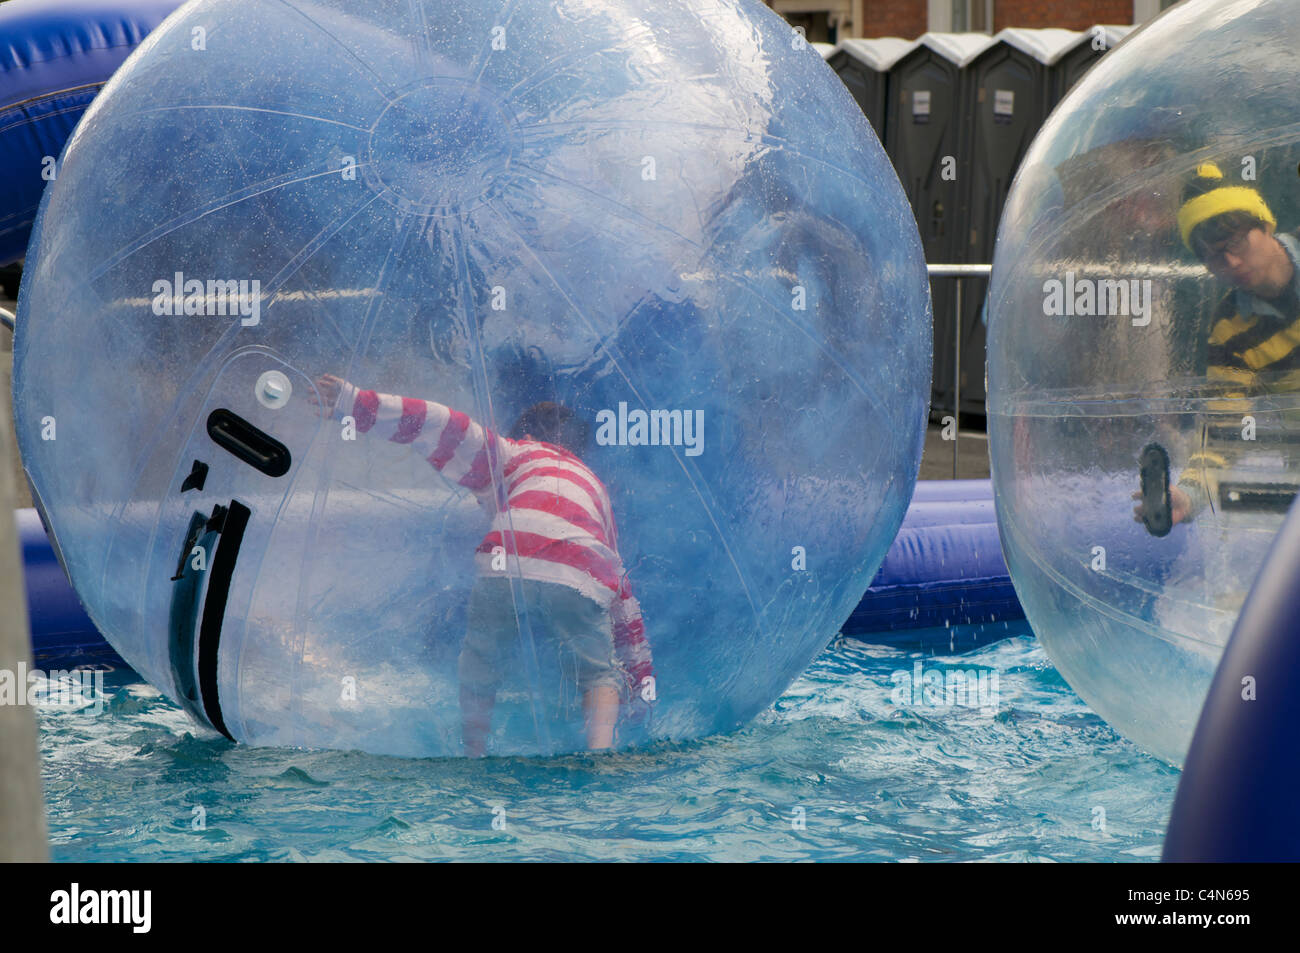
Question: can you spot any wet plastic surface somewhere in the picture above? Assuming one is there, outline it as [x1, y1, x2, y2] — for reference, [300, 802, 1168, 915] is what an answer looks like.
[988, 0, 1300, 765]
[14, 0, 929, 756]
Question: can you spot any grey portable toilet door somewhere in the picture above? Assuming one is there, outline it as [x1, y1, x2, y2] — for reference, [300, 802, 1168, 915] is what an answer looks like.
[956, 39, 1047, 416]
[834, 38, 918, 144]
[886, 45, 963, 266]
[886, 42, 967, 413]
[962, 39, 1046, 267]
[1050, 25, 1135, 109]
[827, 49, 883, 135]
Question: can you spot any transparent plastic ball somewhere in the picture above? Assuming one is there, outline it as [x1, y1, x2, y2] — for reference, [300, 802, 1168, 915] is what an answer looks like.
[14, 0, 930, 756]
[988, 0, 1300, 765]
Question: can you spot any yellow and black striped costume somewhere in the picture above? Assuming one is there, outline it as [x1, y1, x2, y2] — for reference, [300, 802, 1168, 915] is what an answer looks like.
[1178, 233, 1300, 513]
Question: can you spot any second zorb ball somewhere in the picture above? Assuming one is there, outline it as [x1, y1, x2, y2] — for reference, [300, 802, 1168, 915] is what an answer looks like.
[988, 0, 1300, 765]
[13, 0, 930, 756]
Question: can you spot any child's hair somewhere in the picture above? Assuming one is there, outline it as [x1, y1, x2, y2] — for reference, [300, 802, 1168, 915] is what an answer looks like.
[1191, 210, 1273, 257]
[510, 401, 590, 453]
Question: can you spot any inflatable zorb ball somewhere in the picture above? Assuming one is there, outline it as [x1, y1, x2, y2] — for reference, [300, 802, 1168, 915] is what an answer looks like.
[988, 0, 1300, 766]
[14, 0, 929, 756]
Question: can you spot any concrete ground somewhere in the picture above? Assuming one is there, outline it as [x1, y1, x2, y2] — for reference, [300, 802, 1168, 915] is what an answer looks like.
[0, 291, 988, 513]
[918, 419, 990, 480]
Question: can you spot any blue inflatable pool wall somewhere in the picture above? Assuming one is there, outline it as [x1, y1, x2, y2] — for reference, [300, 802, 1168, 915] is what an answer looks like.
[22, 479, 1021, 668]
[0, 0, 183, 265]
[845, 479, 1020, 640]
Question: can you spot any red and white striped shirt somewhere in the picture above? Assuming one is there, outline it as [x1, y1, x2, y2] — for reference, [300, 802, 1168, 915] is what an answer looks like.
[335, 382, 653, 694]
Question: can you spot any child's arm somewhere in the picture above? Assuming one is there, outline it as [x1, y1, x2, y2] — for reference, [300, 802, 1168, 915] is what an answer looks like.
[1174, 450, 1227, 521]
[612, 581, 654, 710]
[1168, 314, 1262, 521]
[319, 374, 514, 496]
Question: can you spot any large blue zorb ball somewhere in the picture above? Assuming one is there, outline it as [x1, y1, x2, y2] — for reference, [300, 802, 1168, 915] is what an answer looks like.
[988, 0, 1300, 765]
[14, 0, 930, 757]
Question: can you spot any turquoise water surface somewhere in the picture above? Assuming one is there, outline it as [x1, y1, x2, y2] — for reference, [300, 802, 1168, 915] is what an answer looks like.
[37, 632, 1178, 862]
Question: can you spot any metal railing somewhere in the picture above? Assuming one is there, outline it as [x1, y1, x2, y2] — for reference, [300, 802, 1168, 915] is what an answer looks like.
[927, 263, 992, 478]
[2, 269, 993, 475]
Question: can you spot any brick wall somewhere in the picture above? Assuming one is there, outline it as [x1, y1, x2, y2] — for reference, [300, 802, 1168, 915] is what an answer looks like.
[830, 1, 1137, 39]
[860, 1, 927, 39]
[994, 1, 1134, 31]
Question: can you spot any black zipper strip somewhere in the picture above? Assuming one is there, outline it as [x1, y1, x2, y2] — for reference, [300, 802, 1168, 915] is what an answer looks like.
[197, 500, 250, 741]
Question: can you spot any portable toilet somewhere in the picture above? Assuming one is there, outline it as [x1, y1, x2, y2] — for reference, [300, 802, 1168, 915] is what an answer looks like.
[962, 28, 1084, 264]
[827, 37, 917, 142]
[886, 32, 996, 417]
[1049, 25, 1135, 109]
[954, 28, 1082, 420]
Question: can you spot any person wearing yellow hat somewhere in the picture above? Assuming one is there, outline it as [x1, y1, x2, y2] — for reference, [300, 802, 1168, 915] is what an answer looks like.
[1136, 162, 1300, 531]
[1178, 162, 1293, 302]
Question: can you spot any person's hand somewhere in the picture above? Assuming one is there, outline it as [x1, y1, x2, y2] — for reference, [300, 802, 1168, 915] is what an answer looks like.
[309, 374, 346, 419]
[627, 696, 653, 728]
[625, 674, 656, 728]
[1132, 485, 1193, 526]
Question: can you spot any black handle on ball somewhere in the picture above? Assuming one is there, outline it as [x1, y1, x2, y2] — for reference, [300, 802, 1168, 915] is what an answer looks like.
[1139, 442, 1173, 537]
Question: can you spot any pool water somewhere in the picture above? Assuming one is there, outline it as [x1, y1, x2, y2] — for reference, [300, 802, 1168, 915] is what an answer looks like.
[37, 633, 1178, 862]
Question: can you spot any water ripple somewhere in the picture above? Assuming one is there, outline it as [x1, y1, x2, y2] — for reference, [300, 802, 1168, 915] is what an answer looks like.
[38, 635, 1178, 862]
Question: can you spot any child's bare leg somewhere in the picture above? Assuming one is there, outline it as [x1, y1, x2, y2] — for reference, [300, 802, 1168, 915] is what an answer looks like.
[583, 683, 620, 750]
[461, 685, 496, 757]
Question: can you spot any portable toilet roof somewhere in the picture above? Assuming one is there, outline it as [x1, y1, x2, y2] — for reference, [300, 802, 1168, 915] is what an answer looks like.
[1087, 24, 1136, 51]
[915, 32, 999, 67]
[836, 37, 919, 72]
[1047, 24, 1139, 105]
[997, 25, 1136, 65]
[994, 28, 1084, 65]
[813, 42, 836, 59]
